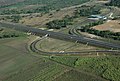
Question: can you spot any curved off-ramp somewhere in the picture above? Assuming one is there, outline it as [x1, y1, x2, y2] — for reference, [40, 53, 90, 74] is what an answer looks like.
[0, 22, 120, 50]
[29, 38, 120, 55]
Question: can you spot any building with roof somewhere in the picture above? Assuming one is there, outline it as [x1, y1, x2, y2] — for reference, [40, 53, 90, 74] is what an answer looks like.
[88, 15, 107, 20]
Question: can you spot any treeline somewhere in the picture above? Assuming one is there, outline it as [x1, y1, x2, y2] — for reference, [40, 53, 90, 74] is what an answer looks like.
[82, 20, 104, 28]
[79, 21, 120, 40]
[107, 0, 120, 7]
[46, 5, 103, 29]
[46, 5, 103, 30]
[0, 29, 26, 38]
[0, 6, 50, 15]
[8, 15, 21, 23]
[74, 5, 101, 17]
[0, 32, 19, 38]
[80, 28, 120, 40]
[0, 15, 22, 23]
[46, 15, 73, 29]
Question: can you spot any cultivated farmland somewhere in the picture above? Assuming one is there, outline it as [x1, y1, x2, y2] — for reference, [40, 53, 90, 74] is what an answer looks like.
[51, 56, 120, 81]
[0, 0, 120, 81]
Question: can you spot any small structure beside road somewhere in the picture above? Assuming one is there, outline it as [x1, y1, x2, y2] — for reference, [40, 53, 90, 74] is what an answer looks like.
[88, 15, 107, 20]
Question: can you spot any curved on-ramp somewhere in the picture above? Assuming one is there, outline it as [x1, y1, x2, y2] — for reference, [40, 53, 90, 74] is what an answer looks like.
[29, 38, 120, 55]
[0, 22, 120, 51]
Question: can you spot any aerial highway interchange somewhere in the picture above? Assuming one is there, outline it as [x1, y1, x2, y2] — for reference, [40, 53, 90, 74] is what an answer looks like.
[0, 22, 120, 55]
[0, 2, 120, 54]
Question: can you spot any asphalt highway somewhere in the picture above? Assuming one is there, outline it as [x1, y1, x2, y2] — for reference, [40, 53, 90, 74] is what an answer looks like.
[0, 22, 120, 50]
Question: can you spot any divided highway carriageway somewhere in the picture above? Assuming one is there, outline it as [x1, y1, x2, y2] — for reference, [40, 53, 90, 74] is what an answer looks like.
[0, 22, 120, 50]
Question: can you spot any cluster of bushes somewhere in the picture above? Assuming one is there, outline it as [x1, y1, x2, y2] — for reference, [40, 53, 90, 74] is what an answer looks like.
[75, 56, 120, 81]
[51, 56, 120, 81]
[47, 5, 100, 29]
[79, 21, 120, 40]
[0, 6, 50, 15]
[0, 29, 25, 38]
[84, 20, 104, 28]
[78, 21, 104, 31]
[0, 33, 19, 38]
[0, 28, 4, 31]
[107, 0, 120, 7]
[5, 15, 22, 23]
[46, 15, 73, 29]
[80, 28, 120, 40]
[74, 5, 101, 17]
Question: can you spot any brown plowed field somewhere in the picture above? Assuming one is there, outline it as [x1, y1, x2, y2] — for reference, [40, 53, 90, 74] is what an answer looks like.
[93, 20, 120, 32]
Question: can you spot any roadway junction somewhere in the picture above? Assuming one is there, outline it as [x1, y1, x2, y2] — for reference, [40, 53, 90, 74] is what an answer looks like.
[0, 22, 120, 55]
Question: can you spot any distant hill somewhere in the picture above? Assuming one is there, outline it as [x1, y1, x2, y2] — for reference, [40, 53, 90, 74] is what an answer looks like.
[0, 0, 90, 9]
[109, 0, 120, 7]
[0, 0, 25, 6]
[0, 0, 90, 15]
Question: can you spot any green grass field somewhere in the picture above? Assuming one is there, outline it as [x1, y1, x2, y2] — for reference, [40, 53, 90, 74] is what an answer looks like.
[35, 38, 104, 53]
[0, 36, 109, 81]
[0, 37, 105, 81]
[0, 37, 69, 81]
[0, 0, 120, 81]
[0, 37, 39, 80]
[54, 70, 107, 81]
[51, 56, 120, 81]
